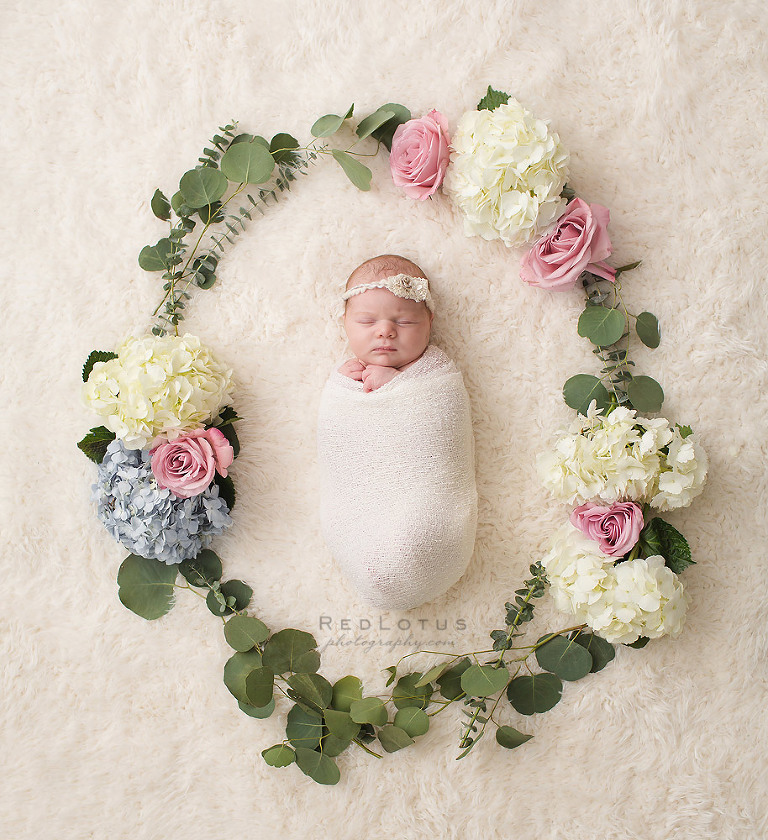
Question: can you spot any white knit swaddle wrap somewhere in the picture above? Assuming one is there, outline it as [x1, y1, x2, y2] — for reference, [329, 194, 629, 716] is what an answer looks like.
[317, 345, 478, 610]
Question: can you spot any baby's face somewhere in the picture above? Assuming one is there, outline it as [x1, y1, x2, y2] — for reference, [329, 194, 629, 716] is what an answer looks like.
[344, 288, 433, 369]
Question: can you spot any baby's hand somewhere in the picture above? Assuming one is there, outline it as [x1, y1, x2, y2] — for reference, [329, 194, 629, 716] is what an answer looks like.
[338, 359, 366, 381]
[361, 364, 399, 392]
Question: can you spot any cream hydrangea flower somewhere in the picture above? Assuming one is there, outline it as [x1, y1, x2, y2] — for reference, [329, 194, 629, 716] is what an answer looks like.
[442, 99, 570, 247]
[83, 334, 233, 449]
[542, 526, 689, 644]
[651, 428, 708, 511]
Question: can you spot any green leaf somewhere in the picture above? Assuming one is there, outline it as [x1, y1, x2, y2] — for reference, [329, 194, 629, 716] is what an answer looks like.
[677, 424, 693, 439]
[437, 657, 471, 700]
[378, 725, 415, 753]
[245, 666, 275, 707]
[205, 579, 252, 617]
[220, 138, 275, 184]
[349, 697, 388, 726]
[82, 350, 118, 382]
[392, 673, 433, 710]
[138, 238, 174, 271]
[355, 109, 396, 141]
[215, 422, 239, 458]
[197, 201, 223, 225]
[269, 133, 300, 165]
[117, 555, 177, 620]
[179, 167, 228, 209]
[320, 732, 353, 757]
[213, 473, 236, 511]
[477, 85, 511, 111]
[506, 673, 563, 715]
[261, 744, 295, 767]
[310, 104, 354, 137]
[383, 666, 397, 687]
[151, 188, 171, 221]
[262, 628, 319, 675]
[368, 102, 411, 150]
[286, 673, 334, 711]
[578, 306, 626, 347]
[330, 149, 372, 191]
[239, 698, 274, 718]
[638, 518, 694, 574]
[563, 374, 612, 415]
[222, 649, 263, 704]
[614, 260, 642, 278]
[294, 748, 340, 785]
[77, 426, 116, 464]
[331, 676, 363, 712]
[571, 632, 616, 673]
[224, 615, 270, 652]
[414, 662, 451, 688]
[179, 548, 222, 588]
[170, 191, 193, 217]
[393, 707, 429, 737]
[627, 636, 650, 649]
[324, 709, 360, 741]
[635, 312, 661, 348]
[627, 375, 664, 413]
[495, 725, 533, 749]
[535, 634, 593, 681]
[460, 664, 510, 697]
[286, 706, 324, 749]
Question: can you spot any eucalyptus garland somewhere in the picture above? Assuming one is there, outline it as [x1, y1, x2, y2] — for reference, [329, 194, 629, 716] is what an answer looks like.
[79, 88, 706, 786]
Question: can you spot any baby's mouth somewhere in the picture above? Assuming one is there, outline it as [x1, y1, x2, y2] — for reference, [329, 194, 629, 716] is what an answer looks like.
[372, 346, 396, 352]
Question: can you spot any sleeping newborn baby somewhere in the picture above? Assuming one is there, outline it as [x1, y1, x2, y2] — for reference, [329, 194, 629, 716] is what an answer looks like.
[317, 254, 477, 610]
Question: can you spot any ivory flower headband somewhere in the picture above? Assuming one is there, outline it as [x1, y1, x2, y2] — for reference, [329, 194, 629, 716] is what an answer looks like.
[341, 273, 435, 313]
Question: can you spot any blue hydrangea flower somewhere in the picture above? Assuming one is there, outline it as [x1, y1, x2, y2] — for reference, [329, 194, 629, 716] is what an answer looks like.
[93, 440, 232, 564]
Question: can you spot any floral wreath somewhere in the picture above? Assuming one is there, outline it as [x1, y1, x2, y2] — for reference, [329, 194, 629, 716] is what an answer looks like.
[79, 86, 707, 786]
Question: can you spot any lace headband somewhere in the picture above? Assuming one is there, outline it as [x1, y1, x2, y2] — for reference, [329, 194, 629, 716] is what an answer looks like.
[341, 273, 435, 313]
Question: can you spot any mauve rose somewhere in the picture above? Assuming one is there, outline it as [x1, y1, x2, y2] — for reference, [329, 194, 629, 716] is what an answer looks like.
[150, 427, 234, 499]
[520, 197, 616, 291]
[570, 502, 644, 557]
[390, 110, 451, 200]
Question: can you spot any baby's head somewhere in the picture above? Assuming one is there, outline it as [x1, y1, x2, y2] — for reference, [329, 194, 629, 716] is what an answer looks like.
[343, 255, 434, 369]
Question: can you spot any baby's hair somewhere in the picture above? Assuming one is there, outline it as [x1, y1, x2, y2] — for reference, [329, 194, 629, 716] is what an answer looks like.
[346, 254, 428, 291]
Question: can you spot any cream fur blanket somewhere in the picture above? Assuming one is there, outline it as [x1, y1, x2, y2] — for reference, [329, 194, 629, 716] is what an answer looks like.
[317, 346, 477, 609]
[4, 1, 768, 838]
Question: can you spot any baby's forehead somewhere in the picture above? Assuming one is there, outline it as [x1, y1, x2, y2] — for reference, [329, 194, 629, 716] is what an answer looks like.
[345, 288, 428, 315]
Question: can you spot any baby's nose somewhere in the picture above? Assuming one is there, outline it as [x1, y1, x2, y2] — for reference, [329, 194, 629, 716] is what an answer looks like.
[377, 321, 396, 337]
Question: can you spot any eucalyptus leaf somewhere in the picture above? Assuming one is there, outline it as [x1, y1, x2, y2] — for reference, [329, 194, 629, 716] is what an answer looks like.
[170, 191, 193, 217]
[627, 375, 664, 413]
[392, 673, 432, 710]
[460, 664, 510, 697]
[294, 748, 340, 785]
[261, 744, 295, 767]
[535, 634, 593, 681]
[245, 666, 275, 708]
[331, 149, 372, 191]
[238, 698, 274, 718]
[378, 725, 415, 753]
[437, 657, 471, 700]
[222, 649, 263, 704]
[355, 109, 395, 141]
[220, 139, 275, 184]
[368, 102, 411, 150]
[320, 732, 353, 757]
[285, 706, 324, 749]
[286, 673, 334, 711]
[269, 132, 300, 165]
[324, 709, 360, 741]
[394, 707, 429, 737]
[224, 614, 270, 652]
[636, 311, 661, 348]
[262, 628, 319, 675]
[310, 104, 354, 137]
[415, 662, 451, 688]
[563, 374, 612, 415]
[117, 554, 177, 620]
[571, 632, 615, 673]
[349, 697, 388, 727]
[578, 306, 626, 347]
[506, 673, 563, 716]
[495, 726, 533, 749]
[179, 548, 222, 588]
[179, 167, 228, 209]
[138, 238, 174, 272]
[197, 202, 223, 224]
[205, 579, 252, 617]
[151, 188, 171, 221]
[331, 675, 363, 712]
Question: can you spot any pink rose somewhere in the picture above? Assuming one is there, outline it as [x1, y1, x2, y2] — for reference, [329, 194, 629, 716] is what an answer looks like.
[520, 197, 616, 291]
[390, 110, 451, 200]
[570, 502, 644, 557]
[150, 427, 234, 499]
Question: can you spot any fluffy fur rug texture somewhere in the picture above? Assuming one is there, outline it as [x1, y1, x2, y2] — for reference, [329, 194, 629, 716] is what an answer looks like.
[3, 1, 767, 838]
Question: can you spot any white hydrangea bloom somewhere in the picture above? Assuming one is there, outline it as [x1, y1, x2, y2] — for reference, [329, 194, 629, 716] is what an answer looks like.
[542, 526, 689, 644]
[443, 99, 570, 247]
[83, 334, 233, 449]
[651, 428, 708, 511]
